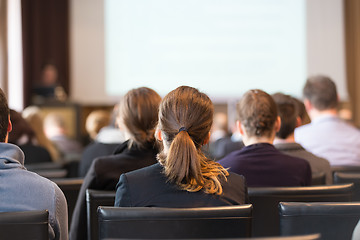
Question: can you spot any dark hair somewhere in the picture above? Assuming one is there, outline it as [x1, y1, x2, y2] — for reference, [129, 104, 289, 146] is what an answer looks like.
[303, 75, 338, 110]
[237, 89, 277, 137]
[272, 93, 298, 139]
[157, 86, 228, 195]
[293, 97, 311, 125]
[8, 109, 35, 144]
[0, 89, 9, 142]
[119, 87, 161, 149]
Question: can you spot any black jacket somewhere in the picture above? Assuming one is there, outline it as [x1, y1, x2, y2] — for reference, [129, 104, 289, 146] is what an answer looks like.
[115, 163, 248, 207]
[69, 140, 158, 240]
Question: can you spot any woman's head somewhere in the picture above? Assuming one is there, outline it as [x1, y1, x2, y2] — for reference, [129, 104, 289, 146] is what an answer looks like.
[237, 89, 278, 139]
[157, 86, 228, 195]
[118, 87, 161, 148]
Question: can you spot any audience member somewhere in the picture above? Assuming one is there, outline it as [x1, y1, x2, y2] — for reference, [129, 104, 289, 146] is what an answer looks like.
[295, 75, 360, 166]
[206, 112, 244, 160]
[22, 106, 61, 162]
[44, 112, 83, 161]
[0, 89, 68, 240]
[272, 93, 332, 184]
[115, 86, 248, 207]
[218, 89, 311, 187]
[70, 87, 161, 240]
[8, 109, 53, 164]
[78, 108, 124, 177]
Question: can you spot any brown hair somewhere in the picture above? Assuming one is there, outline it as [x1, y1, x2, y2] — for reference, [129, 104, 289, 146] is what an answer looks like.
[237, 89, 277, 137]
[118, 87, 161, 149]
[157, 86, 228, 195]
[272, 93, 298, 139]
[0, 89, 9, 142]
[303, 75, 338, 110]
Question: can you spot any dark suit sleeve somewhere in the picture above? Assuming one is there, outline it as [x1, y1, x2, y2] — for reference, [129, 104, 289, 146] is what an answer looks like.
[69, 161, 97, 240]
[115, 174, 132, 207]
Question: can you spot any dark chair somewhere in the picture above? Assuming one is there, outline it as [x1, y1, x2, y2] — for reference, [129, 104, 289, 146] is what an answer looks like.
[86, 189, 116, 240]
[311, 172, 325, 186]
[0, 210, 49, 240]
[97, 205, 253, 239]
[53, 178, 84, 228]
[334, 172, 360, 201]
[26, 162, 68, 179]
[248, 183, 354, 237]
[103, 234, 321, 240]
[331, 166, 360, 176]
[280, 202, 360, 240]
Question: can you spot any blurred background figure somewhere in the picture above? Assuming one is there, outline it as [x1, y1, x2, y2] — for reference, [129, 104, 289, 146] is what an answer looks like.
[78, 108, 125, 177]
[32, 63, 67, 104]
[8, 109, 52, 164]
[206, 112, 243, 160]
[22, 106, 61, 162]
[44, 112, 83, 162]
[85, 110, 111, 143]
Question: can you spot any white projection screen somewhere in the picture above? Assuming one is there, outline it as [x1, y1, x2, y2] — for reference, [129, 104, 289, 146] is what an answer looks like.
[70, 0, 347, 104]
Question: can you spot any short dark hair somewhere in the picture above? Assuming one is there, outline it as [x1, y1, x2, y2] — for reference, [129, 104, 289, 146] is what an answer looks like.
[237, 89, 278, 137]
[272, 93, 298, 139]
[303, 75, 338, 110]
[0, 88, 9, 142]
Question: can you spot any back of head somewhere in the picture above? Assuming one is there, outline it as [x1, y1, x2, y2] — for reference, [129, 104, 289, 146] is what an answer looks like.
[8, 109, 35, 144]
[85, 110, 111, 140]
[0, 89, 9, 142]
[158, 86, 228, 195]
[118, 87, 161, 148]
[303, 75, 338, 110]
[293, 97, 311, 125]
[212, 112, 228, 133]
[272, 93, 298, 139]
[237, 89, 277, 138]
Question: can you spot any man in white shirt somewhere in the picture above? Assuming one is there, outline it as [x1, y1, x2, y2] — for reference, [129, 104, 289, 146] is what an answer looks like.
[295, 75, 360, 166]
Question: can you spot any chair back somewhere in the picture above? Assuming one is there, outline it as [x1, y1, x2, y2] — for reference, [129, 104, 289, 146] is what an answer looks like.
[334, 172, 360, 201]
[97, 205, 253, 239]
[248, 183, 354, 237]
[102, 233, 321, 240]
[280, 202, 360, 240]
[0, 210, 49, 240]
[311, 172, 325, 186]
[53, 178, 83, 227]
[86, 189, 116, 240]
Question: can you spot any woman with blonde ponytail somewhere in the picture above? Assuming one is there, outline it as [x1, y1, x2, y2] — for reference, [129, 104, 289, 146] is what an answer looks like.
[115, 86, 247, 207]
[70, 87, 161, 240]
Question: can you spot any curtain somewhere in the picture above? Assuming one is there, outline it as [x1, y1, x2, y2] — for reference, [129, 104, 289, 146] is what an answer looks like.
[345, 0, 360, 127]
[0, 0, 8, 94]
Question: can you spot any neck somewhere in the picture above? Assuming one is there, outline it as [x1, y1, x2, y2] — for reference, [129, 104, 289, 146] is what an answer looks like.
[309, 108, 337, 120]
[243, 135, 274, 146]
[274, 133, 295, 144]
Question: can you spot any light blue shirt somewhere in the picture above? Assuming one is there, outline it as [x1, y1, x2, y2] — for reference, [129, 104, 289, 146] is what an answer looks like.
[295, 114, 360, 166]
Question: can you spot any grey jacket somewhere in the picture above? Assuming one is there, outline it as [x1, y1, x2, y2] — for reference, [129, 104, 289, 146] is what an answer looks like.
[275, 142, 332, 185]
[0, 143, 68, 240]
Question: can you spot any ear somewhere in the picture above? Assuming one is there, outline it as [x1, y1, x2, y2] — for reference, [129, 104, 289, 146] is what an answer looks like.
[304, 98, 312, 112]
[274, 116, 281, 132]
[236, 120, 245, 135]
[203, 132, 211, 145]
[155, 127, 162, 141]
[295, 116, 302, 127]
[7, 116, 12, 133]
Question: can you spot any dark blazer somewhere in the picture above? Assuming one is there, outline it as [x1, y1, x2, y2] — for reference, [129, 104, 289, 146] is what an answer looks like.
[78, 142, 119, 177]
[218, 143, 312, 187]
[69, 140, 158, 240]
[115, 163, 248, 207]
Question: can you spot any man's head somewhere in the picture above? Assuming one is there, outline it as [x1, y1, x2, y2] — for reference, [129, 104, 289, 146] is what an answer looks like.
[0, 88, 11, 142]
[303, 75, 338, 111]
[272, 93, 298, 139]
